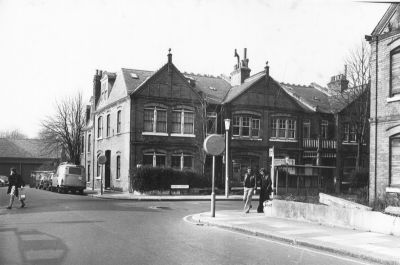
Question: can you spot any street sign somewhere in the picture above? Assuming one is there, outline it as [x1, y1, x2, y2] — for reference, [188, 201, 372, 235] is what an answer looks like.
[203, 134, 225, 156]
[269, 147, 274, 157]
[98, 155, 107, 165]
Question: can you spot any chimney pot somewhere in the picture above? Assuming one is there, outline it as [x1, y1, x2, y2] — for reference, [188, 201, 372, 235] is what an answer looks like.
[168, 48, 172, 64]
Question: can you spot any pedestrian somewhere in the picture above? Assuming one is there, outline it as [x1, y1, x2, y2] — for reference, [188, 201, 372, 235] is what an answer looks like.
[243, 167, 256, 213]
[7, 167, 26, 209]
[257, 168, 272, 213]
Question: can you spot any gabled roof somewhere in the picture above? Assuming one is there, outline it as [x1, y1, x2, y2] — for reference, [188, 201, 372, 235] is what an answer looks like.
[183, 74, 231, 104]
[280, 83, 332, 113]
[0, 138, 59, 159]
[121, 68, 154, 94]
[371, 4, 398, 36]
[222, 71, 266, 103]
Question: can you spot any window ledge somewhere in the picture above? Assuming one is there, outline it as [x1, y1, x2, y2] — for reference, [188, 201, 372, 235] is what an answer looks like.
[95, 177, 101, 180]
[116, 179, 121, 182]
[232, 137, 262, 141]
[142, 132, 168, 136]
[386, 186, 400, 193]
[269, 138, 298, 142]
[387, 95, 400, 103]
[342, 142, 357, 145]
[171, 133, 195, 138]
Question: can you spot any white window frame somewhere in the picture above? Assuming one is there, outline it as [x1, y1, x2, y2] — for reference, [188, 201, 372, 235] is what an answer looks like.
[143, 152, 166, 167]
[232, 114, 261, 139]
[171, 153, 193, 170]
[303, 119, 311, 139]
[321, 120, 328, 139]
[206, 112, 217, 135]
[270, 117, 297, 141]
[117, 110, 122, 134]
[106, 114, 111, 137]
[97, 116, 103, 139]
[143, 107, 168, 136]
[171, 109, 195, 137]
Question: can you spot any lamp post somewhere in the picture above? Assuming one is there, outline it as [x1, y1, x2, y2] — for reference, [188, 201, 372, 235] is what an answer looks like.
[224, 119, 231, 198]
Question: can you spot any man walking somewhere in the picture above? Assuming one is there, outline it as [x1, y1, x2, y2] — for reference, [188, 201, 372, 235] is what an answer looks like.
[243, 167, 256, 213]
[7, 167, 25, 209]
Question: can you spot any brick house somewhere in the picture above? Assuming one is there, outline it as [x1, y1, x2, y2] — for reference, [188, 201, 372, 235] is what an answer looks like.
[82, 49, 367, 193]
[368, 3, 400, 204]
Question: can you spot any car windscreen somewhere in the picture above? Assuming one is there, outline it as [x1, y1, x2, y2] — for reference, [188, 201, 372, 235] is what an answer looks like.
[68, 167, 82, 175]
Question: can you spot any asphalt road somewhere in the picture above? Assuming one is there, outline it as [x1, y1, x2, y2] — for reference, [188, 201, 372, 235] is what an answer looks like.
[0, 187, 373, 265]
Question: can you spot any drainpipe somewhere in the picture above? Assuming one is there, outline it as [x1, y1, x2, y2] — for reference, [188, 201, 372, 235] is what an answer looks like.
[374, 36, 378, 203]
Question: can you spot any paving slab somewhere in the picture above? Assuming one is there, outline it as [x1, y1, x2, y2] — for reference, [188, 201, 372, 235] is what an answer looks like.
[191, 210, 400, 265]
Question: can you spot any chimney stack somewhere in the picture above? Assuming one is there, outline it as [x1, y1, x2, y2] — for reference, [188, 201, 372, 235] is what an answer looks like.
[327, 73, 348, 93]
[93, 69, 102, 107]
[230, 48, 251, 86]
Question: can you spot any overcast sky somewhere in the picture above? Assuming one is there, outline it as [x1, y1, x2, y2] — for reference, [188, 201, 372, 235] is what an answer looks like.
[0, 0, 389, 138]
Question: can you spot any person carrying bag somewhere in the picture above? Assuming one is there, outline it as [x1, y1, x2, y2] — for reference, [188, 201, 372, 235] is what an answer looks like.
[7, 167, 26, 209]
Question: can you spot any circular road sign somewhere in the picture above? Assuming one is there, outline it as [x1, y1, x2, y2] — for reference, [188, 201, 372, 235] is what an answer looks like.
[203, 134, 225, 156]
[98, 155, 107, 165]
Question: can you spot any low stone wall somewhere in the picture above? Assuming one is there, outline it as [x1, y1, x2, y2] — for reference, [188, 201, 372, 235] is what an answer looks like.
[269, 199, 400, 236]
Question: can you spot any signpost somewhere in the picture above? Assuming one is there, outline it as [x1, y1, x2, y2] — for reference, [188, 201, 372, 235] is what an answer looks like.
[203, 134, 225, 217]
[269, 146, 275, 198]
[98, 155, 107, 195]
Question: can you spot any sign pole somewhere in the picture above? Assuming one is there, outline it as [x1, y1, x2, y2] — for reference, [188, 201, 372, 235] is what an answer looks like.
[101, 165, 103, 195]
[211, 155, 216, 217]
[270, 146, 275, 198]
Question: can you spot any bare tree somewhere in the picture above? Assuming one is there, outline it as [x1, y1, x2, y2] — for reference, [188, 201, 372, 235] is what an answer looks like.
[40, 93, 85, 165]
[0, 129, 27, 139]
[331, 41, 370, 172]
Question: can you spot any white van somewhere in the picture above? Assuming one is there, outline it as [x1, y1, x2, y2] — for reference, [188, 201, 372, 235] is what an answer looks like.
[51, 163, 86, 194]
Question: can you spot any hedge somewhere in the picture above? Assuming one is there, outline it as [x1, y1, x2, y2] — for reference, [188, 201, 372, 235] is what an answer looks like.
[131, 166, 210, 192]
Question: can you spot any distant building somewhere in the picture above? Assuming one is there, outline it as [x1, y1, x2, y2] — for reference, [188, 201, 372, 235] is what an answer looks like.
[82, 49, 367, 193]
[368, 3, 400, 204]
[0, 138, 59, 185]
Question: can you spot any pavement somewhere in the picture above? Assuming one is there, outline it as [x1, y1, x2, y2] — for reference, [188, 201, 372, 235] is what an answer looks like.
[90, 189, 400, 265]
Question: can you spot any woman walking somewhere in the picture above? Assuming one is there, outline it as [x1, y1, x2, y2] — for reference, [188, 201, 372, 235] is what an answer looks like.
[7, 168, 25, 209]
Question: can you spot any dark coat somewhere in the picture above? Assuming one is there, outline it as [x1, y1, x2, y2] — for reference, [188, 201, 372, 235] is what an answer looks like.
[259, 176, 272, 201]
[7, 173, 24, 197]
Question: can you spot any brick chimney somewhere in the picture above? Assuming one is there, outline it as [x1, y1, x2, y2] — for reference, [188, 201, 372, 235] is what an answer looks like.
[327, 74, 348, 93]
[93, 70, 102, 107]
[265, 61, 270, 83]
[230, 48, 251, 86]
[85, 105, 91, 124]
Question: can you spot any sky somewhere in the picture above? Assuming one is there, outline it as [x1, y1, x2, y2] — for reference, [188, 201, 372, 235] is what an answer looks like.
[0, 0, 390, 138]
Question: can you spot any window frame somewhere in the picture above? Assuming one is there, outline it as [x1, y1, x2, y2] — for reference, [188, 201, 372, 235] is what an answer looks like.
[302, 119, 311, 139]
[171, 108, 195, 136]
[270, 117, 297, 140]
[143, 152, 166, 167]
[390, 134, 400, 186]
[143, 106, 167, 135]
[97, 116, 103, 139]
[117, 110, 122, 134]
[390, 46, 400, 97]
[106, 114, 110, 137]
[232, 114, 261, 139]
[116, 155, 121, 180]
[321, 120, 328, 139]
[171, 152, 193, 170]
[87, 164, 91, 182]
[87, 134, 91, 153]
[206, 112, 217, 135]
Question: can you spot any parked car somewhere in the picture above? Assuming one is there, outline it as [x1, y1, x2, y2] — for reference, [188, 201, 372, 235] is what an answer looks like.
[51, 163, 86, 194]
[0, 175, 8, 187]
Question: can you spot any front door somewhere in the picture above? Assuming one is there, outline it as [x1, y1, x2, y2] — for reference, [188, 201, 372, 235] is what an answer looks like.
[105, 150, 111, 189]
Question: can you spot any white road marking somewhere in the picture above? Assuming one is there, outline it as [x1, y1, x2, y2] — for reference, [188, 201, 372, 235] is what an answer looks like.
[24, 249, 64, 261]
